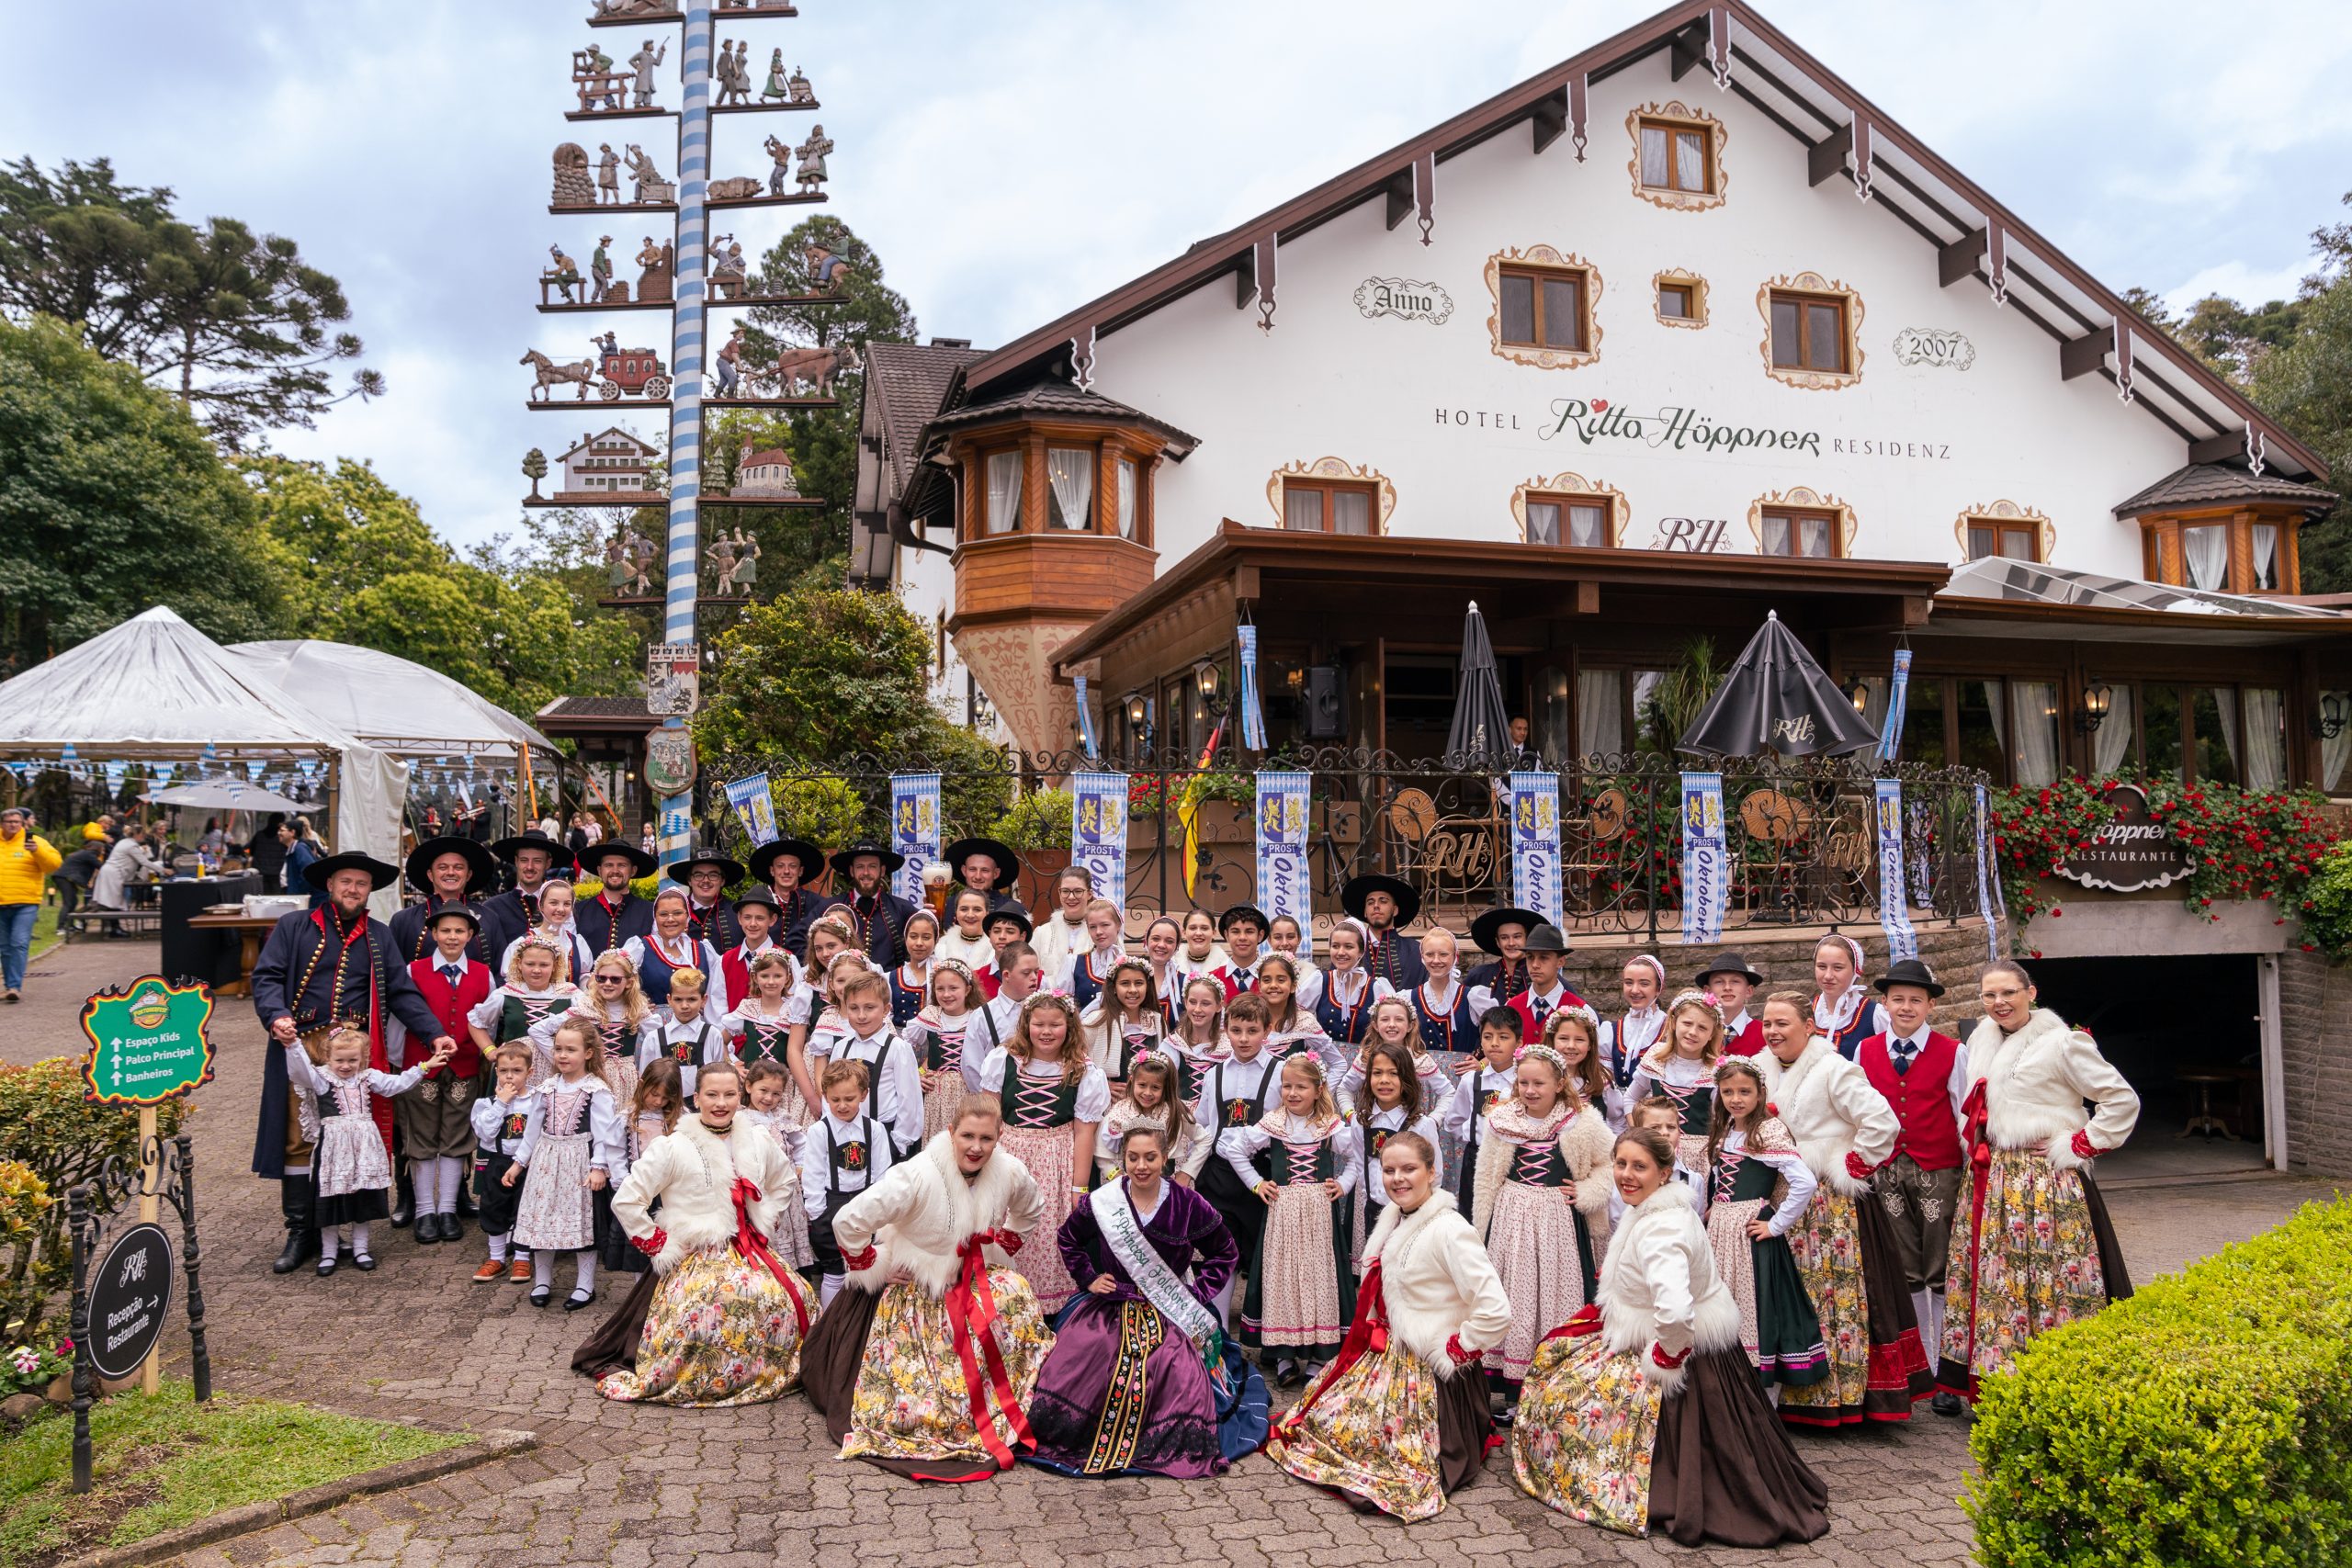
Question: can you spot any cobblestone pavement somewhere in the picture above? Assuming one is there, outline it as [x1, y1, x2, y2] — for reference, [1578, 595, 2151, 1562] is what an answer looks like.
[14, 938, 2339, 1567]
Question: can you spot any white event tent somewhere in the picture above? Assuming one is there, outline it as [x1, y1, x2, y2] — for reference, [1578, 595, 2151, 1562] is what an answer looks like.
[223, 640, 560, 762]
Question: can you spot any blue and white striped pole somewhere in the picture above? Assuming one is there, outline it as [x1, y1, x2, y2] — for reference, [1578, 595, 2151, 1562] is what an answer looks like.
[659, 0, 714, 874]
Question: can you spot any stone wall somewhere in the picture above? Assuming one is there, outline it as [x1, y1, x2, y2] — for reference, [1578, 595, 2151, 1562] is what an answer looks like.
[2275, 949, 2352, 1179]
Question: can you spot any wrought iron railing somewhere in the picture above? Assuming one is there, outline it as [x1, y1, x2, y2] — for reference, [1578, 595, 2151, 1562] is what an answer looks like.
[701, 746, 1995, 941]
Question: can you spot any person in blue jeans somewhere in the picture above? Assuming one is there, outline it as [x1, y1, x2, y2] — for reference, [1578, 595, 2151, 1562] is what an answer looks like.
[0, 807, 62, 1002]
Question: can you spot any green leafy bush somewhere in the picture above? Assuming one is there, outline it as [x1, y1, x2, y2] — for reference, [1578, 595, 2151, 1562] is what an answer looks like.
[1966, 1197, 2352, 1567]
[0, 1062, 186, 1343]
[990, 789, 1073, 852]
[2292, 838, 2352, 961]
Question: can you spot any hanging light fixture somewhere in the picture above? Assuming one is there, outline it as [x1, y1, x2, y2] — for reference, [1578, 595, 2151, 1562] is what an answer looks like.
[2075, 683, 2111, 735]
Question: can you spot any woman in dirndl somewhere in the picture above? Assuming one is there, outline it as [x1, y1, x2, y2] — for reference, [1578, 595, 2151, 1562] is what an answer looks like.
[1939, 957, 2138, 1401]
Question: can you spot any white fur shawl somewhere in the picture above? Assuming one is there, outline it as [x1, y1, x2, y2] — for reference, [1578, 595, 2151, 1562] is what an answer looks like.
[1593, 1180, 1742, 1393]
[1470, 1102, 1614, 1240]
[832, 1130, 1044, 1298]
[1770, 1035, 1898, 1196]
[1970, 1007, 2140, 1171]
[607, 1114, 796, 1277]
[1361, 1198, 1511, 1378]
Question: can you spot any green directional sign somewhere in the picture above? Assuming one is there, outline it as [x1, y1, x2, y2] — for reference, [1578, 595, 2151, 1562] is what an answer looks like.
[79, 975, 216, 1106]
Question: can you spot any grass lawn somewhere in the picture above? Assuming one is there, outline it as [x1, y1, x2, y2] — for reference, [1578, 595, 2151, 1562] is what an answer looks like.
[0, 1381, 466, 1568]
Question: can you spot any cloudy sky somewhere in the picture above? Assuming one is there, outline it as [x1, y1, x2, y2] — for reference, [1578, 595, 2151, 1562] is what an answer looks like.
[6, 0, 2349, 548]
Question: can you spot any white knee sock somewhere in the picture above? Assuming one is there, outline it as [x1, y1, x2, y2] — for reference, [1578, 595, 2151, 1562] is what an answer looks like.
[1212, 1274, 1236, 1322]
[488, 1232, 510, 1262]
[573, 1251, 597, 1293]
[534, 1251, 555, 1290]
[1767, 1383, 1781, 1407]
[351, 1223, 371, 1258]
[1910, 1288, 1934, 1342]
[820, 1272, 843, 1308]
[1926, 1292, 1947, 1356]
[410, 1161, 439, 1214]
[434, 1156, 464, 1213]
[322, 1224, 345, 1262]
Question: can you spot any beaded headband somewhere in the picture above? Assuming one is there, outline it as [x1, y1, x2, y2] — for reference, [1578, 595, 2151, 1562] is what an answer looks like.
[1548, 1001, 1600, 1037]
[1515, 1040, 1570, 1074]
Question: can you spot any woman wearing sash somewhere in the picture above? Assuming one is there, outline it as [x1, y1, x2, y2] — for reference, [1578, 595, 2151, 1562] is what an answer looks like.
[1026, 1124, 1266, 1477]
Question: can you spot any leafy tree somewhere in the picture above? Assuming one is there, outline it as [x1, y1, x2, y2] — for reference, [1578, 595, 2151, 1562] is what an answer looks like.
[242, 456, 450, 631]
[523, 447, 548, 499]
[0, 314, 282, 672]
[0, 157, 379, 446]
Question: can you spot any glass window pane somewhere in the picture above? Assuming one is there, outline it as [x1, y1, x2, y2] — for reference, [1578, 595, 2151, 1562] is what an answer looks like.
[1676, 130, 1707, 191]
[1541, 276, 1582, 348]
[2243, 688, 2287, 788]
[1526, 501, 1559, 547]
[1658, 284, 1690, 319]
[1761, 514, 1792, 555]
[1631, 670, 1668, 753]
[1536, 666, 1571, 764]
[1998, 527, 2034, 560]
[1283, 486, 1324, 532]
[1500, 273, 1536, 344]
[1770, 299, 1801, 367]
[2193, 687, 2239, 784]
[2009, 681, 2061, 787]
[1567, 502, 1606, 547]
[1955, 679, 2007, 781]
[1966, 525, 1995, 560]
[1115, 457, 1137, 539]
[1333, 490, 1372, 536]
[1639, 125, 1668, 186]
[1799, 516, 1832, 557]
[2142, 684, 2184, 779]
[1046, 446, 1092, 530]
[1576, 669, 1623, 758]
[2252, 522, 2279, 590]
[1901, 678, 1946, 766]
[1805, 302, 1844, 370]
[985, 450, 1022, 534]
[2182, 524, 2228, 590]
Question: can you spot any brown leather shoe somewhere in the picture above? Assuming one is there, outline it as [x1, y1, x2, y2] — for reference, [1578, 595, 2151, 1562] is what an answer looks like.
[472, 1259, 506, 1282]
[509, 1258, 533, 1282]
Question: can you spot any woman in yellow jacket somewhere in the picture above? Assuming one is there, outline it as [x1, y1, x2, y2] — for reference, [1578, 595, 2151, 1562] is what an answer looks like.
[0, 807, 62, 1002]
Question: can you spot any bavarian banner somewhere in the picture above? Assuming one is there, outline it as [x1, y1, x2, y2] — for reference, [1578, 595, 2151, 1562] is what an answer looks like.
[889, 773, 942, 905]
[1875, 777, 1920, 963]
[723, 773, 779, 847]
[1255, 770, 1312, 924]
[1679, 772, 1728, 944]
[1070, 772, 1130, 908]
[1508, 771, 1564, 927]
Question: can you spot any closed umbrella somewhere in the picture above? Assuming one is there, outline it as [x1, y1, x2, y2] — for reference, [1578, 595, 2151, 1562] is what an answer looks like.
[1445, 600, 1515, 770]
[1677, 611, 1878, 758]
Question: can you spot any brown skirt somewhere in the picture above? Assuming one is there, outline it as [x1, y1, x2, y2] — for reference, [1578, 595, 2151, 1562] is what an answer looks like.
[1433, 1362, 1498, 1499]
[571, 1268, 658, 1380]
[1648, 1347, 1831, 1549]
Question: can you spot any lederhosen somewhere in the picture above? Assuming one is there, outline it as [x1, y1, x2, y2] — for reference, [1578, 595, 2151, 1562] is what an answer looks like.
[888, 964, 928, 1028]
[998, 1055, 1081, 1129]
[473, 1102, 530, 1236]
[736, 1010, 792, 1066]
[1313, 975, 1374, 1047]
[658, 1020, 714, 1104]
[807, 1114, 876, 1277]
[1452, 1067, 1513, 1216]
[1196, 1056, 1281, 1263]
[1505, 1134, 1598, 1303]
[839, 1032, 915, 1159]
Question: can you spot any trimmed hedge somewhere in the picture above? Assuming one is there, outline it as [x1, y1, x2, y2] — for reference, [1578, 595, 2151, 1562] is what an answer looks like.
[1966, 1198, 2352, 1567]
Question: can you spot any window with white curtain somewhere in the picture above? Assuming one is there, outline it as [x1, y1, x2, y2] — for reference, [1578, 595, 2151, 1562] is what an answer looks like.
[1577, 669, 1625, 759]
[1046, 447, 1093, 531]
[1115, 457, 1138, 540]
[2008, 681, 2061, 787]
[2252, 523, 2279, 591]
[2182, 524, 2228, 590]
[984, 451, 1022, 535]
[2092, 683, 2135, 775]
[1761, 511, 1837, 558]
[2242, 687, 2287, 788]
[1526, 501, 1559, 547]
[1527, 494, 1611, 547]
[1637, 118, 1713, 193]
[2324, 691, 2352, 793]
[1283, 487, 1324, 532]
[1332, 491, 1373, 535]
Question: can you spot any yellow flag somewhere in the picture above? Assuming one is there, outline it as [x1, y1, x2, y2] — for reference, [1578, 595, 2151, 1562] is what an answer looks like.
[1176, 716, 1227, 900]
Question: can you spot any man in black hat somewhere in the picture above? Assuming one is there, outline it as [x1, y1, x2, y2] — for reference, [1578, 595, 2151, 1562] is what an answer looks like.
[665, 848, 747, 951]
[1464, 905, 1542, 1006]
[1487, 922, 1587, 1042]
[388, 836, 496, 964]
[251, 852, 455, 1275]
[749, 838, 826, 959]
[943, 835, 1021, 913]
[831, 839, 914, 966]
[1340, 874, 1426, 989]
[579, 841, 658, 952]
[1696, 952, 1768, 1057]
[479, 829, 573, 964]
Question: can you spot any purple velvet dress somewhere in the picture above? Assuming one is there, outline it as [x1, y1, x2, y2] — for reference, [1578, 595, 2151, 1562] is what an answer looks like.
[1025, 1180, 1238, 1477]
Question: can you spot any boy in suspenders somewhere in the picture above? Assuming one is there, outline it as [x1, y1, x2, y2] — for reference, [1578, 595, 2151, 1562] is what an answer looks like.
[798, 1058, 896, 1306]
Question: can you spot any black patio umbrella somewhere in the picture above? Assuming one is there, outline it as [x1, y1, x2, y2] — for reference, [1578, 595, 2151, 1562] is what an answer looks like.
[1445, 600, 1516, 770]
[1677, 611, 1880, 758]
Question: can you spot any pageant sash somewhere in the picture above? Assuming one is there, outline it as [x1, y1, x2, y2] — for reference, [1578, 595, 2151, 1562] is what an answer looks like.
[1509, 770, 1565, 928]
[1874, 777, 1919, 963]
[1070, 772, 1130, 908]
[1975, 784, 2003, 961]
[1255, 771, 1311, 924]
[1091, 1183, 1224, 1372]
[724, 773, 780, 847]
[1875, 648, 1912, 761]
[1679, 772, 1727, 944]
[890, 773, 943, 905]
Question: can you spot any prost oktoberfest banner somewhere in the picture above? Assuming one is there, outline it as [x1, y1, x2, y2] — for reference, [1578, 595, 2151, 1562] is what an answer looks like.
[1255, 770, 1312, 924]
[1508, 771, 1564, 927]
[889, 773, 942, 905]
[1874, 777, 1920, 963]
[1069, 773, 1130, 908]
[1679, 772, 1728, 944]
[723, 773, 780, 847]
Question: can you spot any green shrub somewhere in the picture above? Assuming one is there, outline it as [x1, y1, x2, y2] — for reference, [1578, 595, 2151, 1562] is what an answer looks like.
[1967, 1197, 2352, 1567]
[0, 1159, 54, 1347]
[2293, 838, 2352, 961]
[0, 1061, 187, 1343]
[990, 789, 1073, 852]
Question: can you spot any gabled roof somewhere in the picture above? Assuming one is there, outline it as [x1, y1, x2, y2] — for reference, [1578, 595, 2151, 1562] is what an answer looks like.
[554, 426, 659, 462]
[925, 378, 1201, 457]
[865, 340, 988, 495]
[2111, 463, 2339, 520]
[956, 0, 2322, 480]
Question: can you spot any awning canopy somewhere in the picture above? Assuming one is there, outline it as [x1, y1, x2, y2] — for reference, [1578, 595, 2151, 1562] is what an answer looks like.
[225, 639, 559, 760]
[1940, 557, 2343, 619]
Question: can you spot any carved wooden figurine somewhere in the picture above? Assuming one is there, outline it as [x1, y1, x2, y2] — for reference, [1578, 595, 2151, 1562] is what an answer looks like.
[524, 348, 597, 402]
[544, 244, 583, 305]
[624, 143, 674, 205]
[763, 135, 793, 197]
[804, 243, 853, 292]
[635, 237, 674, 305]
[723, 527, 762, 593]
[572, 45, 626, 113]
[626, 39, 667, 109]
[552, 142, 597, 207]
[732, 442, 799, 498]
[794, 126, 832, 192]
[709, 235, 748, 299]
[524, 448, 549, 501]
[706, 532, 741, 595]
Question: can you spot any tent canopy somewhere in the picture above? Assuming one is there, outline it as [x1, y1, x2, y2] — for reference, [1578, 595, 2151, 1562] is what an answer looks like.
[144, 782, 321, 814]
[224, 639, 559, 761]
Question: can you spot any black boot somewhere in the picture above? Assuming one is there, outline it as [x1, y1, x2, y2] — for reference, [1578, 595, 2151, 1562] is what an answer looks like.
[273, 1178, 319, 1274]
[390, 1167, 414, 1229]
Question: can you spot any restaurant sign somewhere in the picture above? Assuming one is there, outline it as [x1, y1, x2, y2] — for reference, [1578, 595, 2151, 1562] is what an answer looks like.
[2053, 784, 2194, 893]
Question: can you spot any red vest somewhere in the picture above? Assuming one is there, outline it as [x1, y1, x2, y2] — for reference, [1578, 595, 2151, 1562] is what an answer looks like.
[720, 941, 785, 1011]
[1724, 1017, 1765, 1057]
[1506, 986, 1589, 1043]
[1212, 964, 1261, 1001]
[405, 955, 492, 1077]
[972, 962, 1002, 1001]
[1858, 1031, 1963, 1171]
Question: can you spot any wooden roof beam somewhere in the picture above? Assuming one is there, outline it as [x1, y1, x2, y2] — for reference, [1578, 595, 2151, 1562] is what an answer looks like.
[1807, 122, 1852, 187]
[2189, 430, 2250, 466]
[1384, 169, 1415, 231]
[1939, 228, 1987, 288]
[1668, 23, 1709, 80]
[1531, 86, 1569, 154]
[2060, 332, 2109, 381]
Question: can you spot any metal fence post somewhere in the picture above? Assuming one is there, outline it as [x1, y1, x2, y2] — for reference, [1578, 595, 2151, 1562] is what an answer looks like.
[174, 1134, 211, 1403]
[67, 1184, 94, 1494]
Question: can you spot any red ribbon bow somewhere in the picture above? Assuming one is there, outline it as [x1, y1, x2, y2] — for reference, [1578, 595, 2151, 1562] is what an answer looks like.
[1544, 1301, 1604, 1346]
[729, 1178, 809, 1338]
[944, 1233, 1034, 1470]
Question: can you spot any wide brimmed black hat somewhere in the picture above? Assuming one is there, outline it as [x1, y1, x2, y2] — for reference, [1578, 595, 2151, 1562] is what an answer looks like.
[1521, 922, 1569, 955]
[489, 829, 572, 869]
[404, 835, 497, 896]
[733, 886, 781, 913]
[423, 903, 482, 931]
[1470, 905, 1545, 954]
[1874, 957, 1945, 998]
[982, 902, 1034, 939]
[1218, 903, 1270, 935]
[830, 838, 906, 875]
[586, 840, 658, 878]
[662, 849, 747, 886]
[748, 837, 825, 885]
[1340, 873, 1420, 927]
[944, 836, 1019, 884]
[1695, 952, 1766, 987]
[302, 851, 400, 893]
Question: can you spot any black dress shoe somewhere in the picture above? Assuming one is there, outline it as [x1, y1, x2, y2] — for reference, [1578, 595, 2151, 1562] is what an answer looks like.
[353, 1253, 378, 1272]
[528, 1285, 551, 1308]
[390, 1196, 414, 1229]
[1932, 1391, 1966, 1417]
[564, 1289, 594, 1312]
[440, 1213, 465, 1243]
[317, 1256, 338, 1277]
[273, 1229, 319, 1275]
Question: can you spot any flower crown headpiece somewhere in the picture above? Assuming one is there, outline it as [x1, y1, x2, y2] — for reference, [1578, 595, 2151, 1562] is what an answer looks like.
[1666, 988, 1722, 1015]
[1515, 1040, 1570, 1074]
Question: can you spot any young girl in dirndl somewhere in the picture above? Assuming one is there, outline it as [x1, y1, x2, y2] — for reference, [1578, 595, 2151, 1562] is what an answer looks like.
[1313, 920, 1376, 1050]
[1217, 1051, 1360, 1388]
[1166, 974, 1230, 1104]
[1254, 953, 1334, 1072]
[1814, 934, 1889, 1063]
[284, 1027, 445, 1275]
[720, 949, 799, 1075]
[1341, 996, 1454, 1125]
[1347, 1040, 1444, 1268]
[533, 951, 654, 1110]
[1093, 1053, 1207, 1186]
[978, 990, 1110, 1314]
[466, 939, 577, 1085]
[889, 909, 937, 1028]
[1702, 1055, 1830, 1393]
[508, 1014, 628, 1309]
[1629, 990, 1724, 1174]
[903, 957, 989, 1135]
[1077, 956, 1168, 1096]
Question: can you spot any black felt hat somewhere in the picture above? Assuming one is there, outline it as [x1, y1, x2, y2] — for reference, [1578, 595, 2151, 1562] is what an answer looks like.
[830, 838, 907, 875]
[1873, 957, 1945, 998]
[586, 840, 658, 878]
[1340, 873, 1420, 928]
[1520, 922, 1569, 955]
[1470, 906, 1544, 954]
[944, 836, 1019, 885]
[302, 851, 400, 893]
[489, 829, 572, 870]
[403, 835, 497, 897]
[1694, 952, 1766, 987]
[747, 837, 825, 885]
[982, 902, 1035, 939]
[662, 849, 748, 886]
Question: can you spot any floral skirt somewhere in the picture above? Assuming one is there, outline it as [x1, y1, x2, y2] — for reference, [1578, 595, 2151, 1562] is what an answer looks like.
[1270, 1343, 1491, 1522]
[1240, 1185, 1352, 1357]
[998, 1125, 1080, 1313]
[1783, 1189, 1932, 1425]
[513, 1130, 595, 1252]
[1705, 1199, 1828, 1388]
[922, 1069, 966, 1139]
[1510, 1331, 1663, 1536]
[1939, 1148, 2118, 1395]
[1485, 1181, 1599, 1383]
[594, 1244, 805, 1406]
[811, 1273, 1052, 1479]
